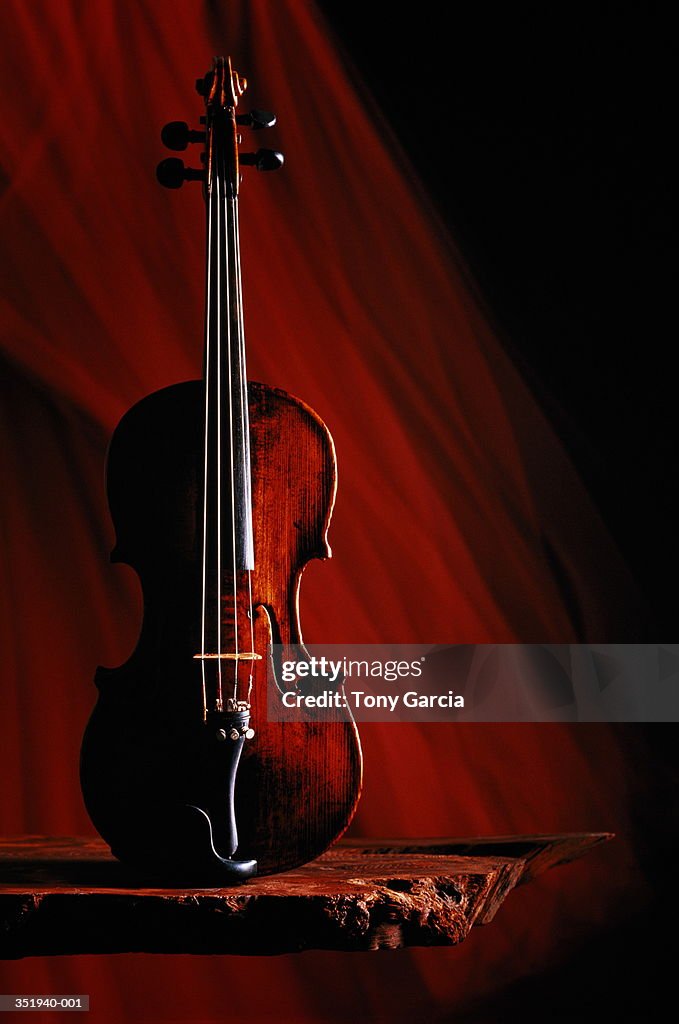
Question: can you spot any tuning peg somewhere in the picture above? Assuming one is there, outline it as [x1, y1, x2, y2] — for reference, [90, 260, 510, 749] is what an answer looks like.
[240, 148, 284, 171]
[156, 158, 205, 189]
[161, 121, 206, 151]
[236, 109, 277, 130]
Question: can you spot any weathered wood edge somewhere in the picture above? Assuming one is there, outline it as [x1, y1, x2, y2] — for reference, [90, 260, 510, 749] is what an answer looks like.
[0, 835, 612, 959]
[334, 833, 615, 885]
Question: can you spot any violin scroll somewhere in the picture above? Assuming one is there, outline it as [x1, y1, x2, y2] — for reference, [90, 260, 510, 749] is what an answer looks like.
[159, 57, 282, 194]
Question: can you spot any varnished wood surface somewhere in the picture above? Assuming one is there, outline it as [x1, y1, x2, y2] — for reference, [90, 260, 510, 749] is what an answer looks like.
[80, 381, 362, 876]
[0, 834, 610, 958]
[340, 833, 614, 886]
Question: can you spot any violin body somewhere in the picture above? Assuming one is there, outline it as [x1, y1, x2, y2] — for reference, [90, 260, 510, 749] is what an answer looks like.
[81, 379, 361, 876]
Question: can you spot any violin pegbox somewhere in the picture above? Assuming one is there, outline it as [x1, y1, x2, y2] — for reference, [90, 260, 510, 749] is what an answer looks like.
[157, 56, 283, 193]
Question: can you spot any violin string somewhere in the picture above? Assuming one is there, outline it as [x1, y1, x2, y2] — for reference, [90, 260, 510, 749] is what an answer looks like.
[200, 167, 214, 722]
[223, 172, 240, 702]
[233, 200, 256, 702]
[215, 170, 224, 708]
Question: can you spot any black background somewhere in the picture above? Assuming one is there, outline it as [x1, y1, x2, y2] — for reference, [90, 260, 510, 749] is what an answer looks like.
[315, 8, 676, 1015]
[318, 2, 675, 634]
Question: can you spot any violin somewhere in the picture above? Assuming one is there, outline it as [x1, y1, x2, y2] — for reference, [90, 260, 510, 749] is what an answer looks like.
[80, 57, 362, 882]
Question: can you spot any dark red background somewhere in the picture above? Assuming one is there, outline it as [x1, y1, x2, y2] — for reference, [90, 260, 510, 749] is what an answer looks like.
[0, 2, 673, 1021]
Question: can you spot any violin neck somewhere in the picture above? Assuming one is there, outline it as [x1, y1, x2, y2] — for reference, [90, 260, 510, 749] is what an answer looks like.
[203, 166, 254, 571]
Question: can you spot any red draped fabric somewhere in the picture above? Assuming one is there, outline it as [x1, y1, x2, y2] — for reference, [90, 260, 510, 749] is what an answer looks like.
[0, 1, 652, 1021]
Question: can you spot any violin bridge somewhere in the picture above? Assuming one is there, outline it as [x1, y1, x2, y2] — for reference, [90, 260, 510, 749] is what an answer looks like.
[193, 652, 263, 660]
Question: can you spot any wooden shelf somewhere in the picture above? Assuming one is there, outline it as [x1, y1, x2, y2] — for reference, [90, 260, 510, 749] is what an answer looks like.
[0, 833, 611, 958]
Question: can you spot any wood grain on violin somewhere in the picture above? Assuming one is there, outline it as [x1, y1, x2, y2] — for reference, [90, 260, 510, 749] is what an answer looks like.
[80, 57, 362, 882]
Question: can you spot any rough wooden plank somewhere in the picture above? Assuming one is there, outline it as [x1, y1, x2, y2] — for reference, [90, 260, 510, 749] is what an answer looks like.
[0, 834, 610, 958]
[334, 833, 614, 884]
[325, 835, 613, 923]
